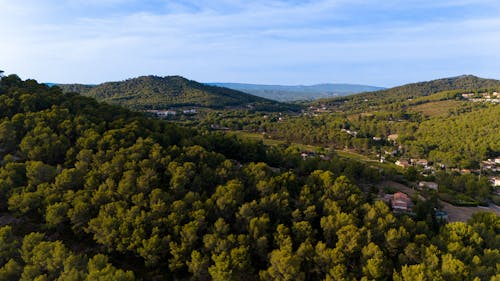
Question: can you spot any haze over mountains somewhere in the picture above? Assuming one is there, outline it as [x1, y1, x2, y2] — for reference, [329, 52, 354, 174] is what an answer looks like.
[208, 82, 384, 101]
[55, 74, 500, 114]
[56, 77, 384, 106]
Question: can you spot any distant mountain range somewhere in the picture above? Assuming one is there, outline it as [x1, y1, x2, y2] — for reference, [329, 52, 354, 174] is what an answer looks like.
[207, 82, 384, 101]
[57, 76, 296, 111]
[55, 75, 498, 112]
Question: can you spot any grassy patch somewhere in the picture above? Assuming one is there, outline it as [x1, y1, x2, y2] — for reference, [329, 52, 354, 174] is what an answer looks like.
[410, 100, 465, 117]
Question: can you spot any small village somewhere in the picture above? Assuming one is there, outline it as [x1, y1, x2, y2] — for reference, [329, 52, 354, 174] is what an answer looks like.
[461, 91, 500, 103]
[297, 129, 500, 222]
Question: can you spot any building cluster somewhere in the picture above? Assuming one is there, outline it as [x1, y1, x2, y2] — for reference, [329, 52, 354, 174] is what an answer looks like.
[395, 157, 431, 168]
[394, 157, 500, 174]
[481, 158, 500, 172]
[462, 92, 500, 103]
[145, 108, 197, 118]
[481, 158, 500, 188]
[145, 109, 177, 117]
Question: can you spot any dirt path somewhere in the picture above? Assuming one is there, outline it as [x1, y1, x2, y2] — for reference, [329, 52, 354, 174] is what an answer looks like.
[440, 201, 500, 222]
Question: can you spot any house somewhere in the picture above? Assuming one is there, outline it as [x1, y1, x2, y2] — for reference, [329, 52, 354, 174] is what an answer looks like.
[419, 181, 438, 191]
[387, 134, 399, 143]
[395, 159, 411, 169]
[372, 136, 382, 141]
[341, 129, 357, 137]
[183, 109, 197, 114]
[156, 110, 176, 117]
[490, 177, 500, 187]
[416, 159, 428, 167]
[391, 192, 413, 212]
[494, 158, 500, 164]
[481, 160, 496, 170]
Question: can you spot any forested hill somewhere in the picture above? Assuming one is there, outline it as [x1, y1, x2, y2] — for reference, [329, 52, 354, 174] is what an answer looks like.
[58, 75, 292, 111]
[319, 75, 500, 108]
[207, 82, 384, 102]
[0, 74, 499, 280]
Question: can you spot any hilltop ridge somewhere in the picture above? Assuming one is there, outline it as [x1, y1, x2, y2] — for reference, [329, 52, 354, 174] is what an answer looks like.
[322, 75, 500, 105]
[58, 75, 292, 111]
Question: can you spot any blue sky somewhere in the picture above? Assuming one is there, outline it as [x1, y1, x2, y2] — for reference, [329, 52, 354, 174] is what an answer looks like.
[1, 0, 499, 87]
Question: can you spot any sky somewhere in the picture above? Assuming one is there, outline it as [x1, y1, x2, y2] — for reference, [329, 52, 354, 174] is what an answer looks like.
[1, 0, 499, 87]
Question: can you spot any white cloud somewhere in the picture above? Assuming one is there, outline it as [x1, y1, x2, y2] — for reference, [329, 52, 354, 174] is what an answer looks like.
[0, 0, 499, 85]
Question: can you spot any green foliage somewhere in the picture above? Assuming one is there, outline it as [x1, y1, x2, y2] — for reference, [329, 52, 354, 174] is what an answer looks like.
[321, 75, 500, 111]
[406, 105, 500, 167]
[58, 75, 293, 111]
[0, 75, 498, 280]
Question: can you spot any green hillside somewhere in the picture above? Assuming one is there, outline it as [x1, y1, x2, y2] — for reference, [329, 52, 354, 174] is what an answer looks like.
[405, 104, 500, 167]
[59, 75, 293, 111]
[319, 75, 500, 111]
[200, 77, 500, 171]
[2, 74, 499, 280]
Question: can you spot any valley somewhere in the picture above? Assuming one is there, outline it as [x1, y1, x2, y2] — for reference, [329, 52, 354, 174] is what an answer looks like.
[3, 0, 499, 279]
[0, 73, 498, 280]
[58, 74, 500, 208]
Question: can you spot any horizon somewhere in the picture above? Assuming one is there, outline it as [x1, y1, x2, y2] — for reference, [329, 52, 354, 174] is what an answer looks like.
[1, 0, 500, 87]
[36, 73, 495, 89]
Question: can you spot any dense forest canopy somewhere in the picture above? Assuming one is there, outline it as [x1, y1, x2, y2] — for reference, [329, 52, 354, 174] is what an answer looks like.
[404, 104, 500, 167]
[0, 74, 498, 280]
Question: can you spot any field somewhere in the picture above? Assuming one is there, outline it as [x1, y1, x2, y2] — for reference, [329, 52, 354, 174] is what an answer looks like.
[227, 130, 398, 170]
[410, 100, 465, 117]
[226, 130, 324, 151]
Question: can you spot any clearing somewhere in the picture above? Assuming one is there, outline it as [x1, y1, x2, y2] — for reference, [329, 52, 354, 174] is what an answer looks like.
[410, 100, 464, 117]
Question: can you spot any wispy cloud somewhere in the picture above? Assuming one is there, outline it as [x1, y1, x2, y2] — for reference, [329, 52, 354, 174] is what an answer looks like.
[1, 0, 499, 86]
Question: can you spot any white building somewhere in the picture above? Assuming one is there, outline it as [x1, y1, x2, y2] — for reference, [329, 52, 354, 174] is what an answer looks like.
[156, 110, 176, 117]
[490, 177, 500, 187]
[419, 181, 438, 191]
